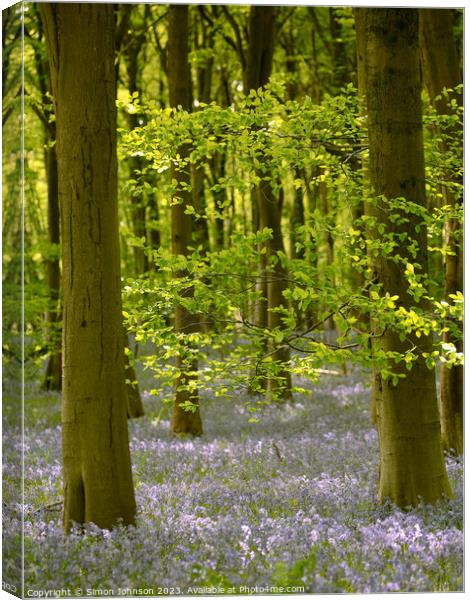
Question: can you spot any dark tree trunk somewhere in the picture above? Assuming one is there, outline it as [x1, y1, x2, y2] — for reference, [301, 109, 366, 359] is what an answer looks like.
[244, 7, 292, 400]
[30, 8, 62, 391]
[123, 330, 144, 419]
[354, 8, 378, 422]
[329, 8, 350, 90]
[42, 136, 62, 391]
[168, 4, 203, 436]
[210, 151, 227, 251]
[124, 25, 149, 275]
[258, 181, 292, 401]
[244, 6, 276, 93]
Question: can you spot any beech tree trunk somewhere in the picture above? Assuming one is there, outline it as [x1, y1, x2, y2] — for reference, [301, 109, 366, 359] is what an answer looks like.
[329, 8, 349, 91]
[244, 6, 276, 94]
[245, 7, 274, 341]
[283, 35, 306, 265]
[119, 11, 146, 416]
[168, 4, 203, 436]
[41, 3, 137, 530]
[192, 9, 213, 254]
[147, 187, 161, 260]
[258, 181, 292, 400]
[42, 137, 62, 391]
[124, 330, 144, 419]
[319, 179, 335, 332]
[288, 183, 305, 262]
[420, 9, 463, 456]
[210, 151, 227, 251]
[125, 30, 149, 275]
[354, 8, 377, 422]
[245, 6, 292, 400]
[30, 9, 62, 391]
[360, 8, 452, 507]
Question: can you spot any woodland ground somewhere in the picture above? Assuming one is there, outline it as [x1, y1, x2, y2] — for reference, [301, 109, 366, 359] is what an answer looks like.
[2, 366, 463, 595]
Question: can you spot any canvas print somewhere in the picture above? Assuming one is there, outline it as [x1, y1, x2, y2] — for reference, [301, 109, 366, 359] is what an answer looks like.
[1, 1, 463, 597]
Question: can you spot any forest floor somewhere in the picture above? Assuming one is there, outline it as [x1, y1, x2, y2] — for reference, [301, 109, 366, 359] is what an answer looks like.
[3, 367, 463, 595]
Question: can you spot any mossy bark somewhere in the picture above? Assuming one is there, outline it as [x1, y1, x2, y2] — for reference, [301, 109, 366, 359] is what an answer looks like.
[420, 9, 463, 456]
[361, 8, 452, 507]
[168, 4, 203, 436]
[41, 3, 137, 530]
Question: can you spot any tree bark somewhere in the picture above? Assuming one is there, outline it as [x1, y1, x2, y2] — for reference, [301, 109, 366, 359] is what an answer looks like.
[42, 136, 62, 391]
[282, 31, 306, 265]
[289, 185, 305, 262]
[118, 10, 146, 414]
[319, 179, 335, 332]
[329, 8, 349, 91]
[420, 9, 463, 456]
[168, 4, 203, 436]
[245, 6, 292, 400]
[360, 8, 452, 507]
[125, 36, 149, 275]
[258, 181, 292, 400]
[146, 176, 161, 268]
[354, 8, 377, 422]
[124, 330, 144, 419]
[191, 163, 210, 253]
[30, 7, 62, 391]
[244, 6, 276, 94]
[210, 151, 227, 251]
[245, 6, 272, 337]
[41, 3, 137, 530]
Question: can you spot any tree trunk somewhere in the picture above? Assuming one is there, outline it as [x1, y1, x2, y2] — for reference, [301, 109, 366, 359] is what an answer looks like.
[42, 137, 62, 391]
[124, 29, 149, 275]
[289, 184, 305, 261]
[147, 185, 161, 258]
[168, 4, 203, 436]
[30, 9, 62, 391]
[354, 9, 366, 97]
[282, 30, 306, 263]
[41, 3, 137, 531]
[354, 8, 377, 422]
[302, 168, 320, 329]
[192, 164, 210, 253]
[113, 7, 146, 416]
[307, 10, 322, 104]
[319, 178, 335, 332]
[244, 6, 276, 94]
[245, 7, 292, 400]
[360, 8, 452, 507]
[329, 8, 349, 91]
[210, 151, 227, 250]
[124, 330, 144, 419]
[258, 181, 292, 401]
[420, 9, 463, 456]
